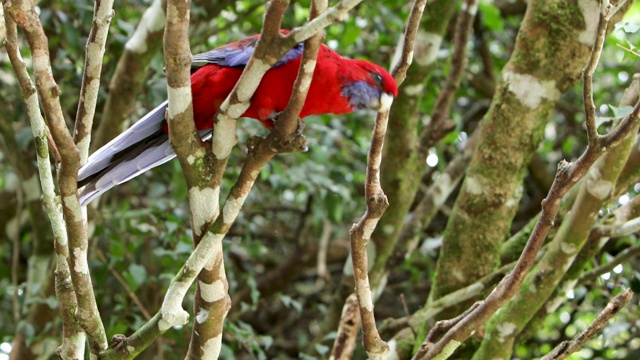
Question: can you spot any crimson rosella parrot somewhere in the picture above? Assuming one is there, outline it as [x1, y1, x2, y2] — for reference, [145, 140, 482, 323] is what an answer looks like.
[78, 32, 398, 205]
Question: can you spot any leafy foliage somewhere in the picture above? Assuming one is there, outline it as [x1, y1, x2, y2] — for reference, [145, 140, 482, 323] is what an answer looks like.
[1, 0, 640, 359]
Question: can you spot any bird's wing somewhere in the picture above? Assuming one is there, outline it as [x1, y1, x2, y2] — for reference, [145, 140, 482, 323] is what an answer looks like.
[192, 34, 304, 69]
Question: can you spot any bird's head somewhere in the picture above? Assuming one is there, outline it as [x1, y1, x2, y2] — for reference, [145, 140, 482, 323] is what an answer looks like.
[341, 60, 398, 111]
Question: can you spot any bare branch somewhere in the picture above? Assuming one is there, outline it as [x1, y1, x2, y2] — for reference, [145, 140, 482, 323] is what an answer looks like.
[3, 12, 85, 359]
[344, 0, 428, 357]
[330, 294, 361, 360]
[540, 289, 634, 360]
[579, 244, 640, 285]
[349, 93, 393, 359]
[389, 0, 429, 84]
[164, 0, 202, 175]
[582, 11, 608, 144]
[73, 0, 115, 163]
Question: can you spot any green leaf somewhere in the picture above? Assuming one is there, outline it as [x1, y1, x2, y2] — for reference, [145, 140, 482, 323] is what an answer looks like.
[247, 277, 260, 305]
[261, 335, 273, 349]
[595, 116, 612, 128]
[314, 344, 329, 356]
[128, 263, 147, 286]
[280, 294, 303, 313]
[615, 21, 640, 34]
[342, 23, 362, 47]
[608, 104, 634, 120]
[478, 3, 504, 31]
[325, 192, 344, 222]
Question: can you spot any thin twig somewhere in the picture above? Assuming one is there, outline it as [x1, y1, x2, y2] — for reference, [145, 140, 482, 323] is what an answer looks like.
[12, 187, 23, 324]
[317, 219, 332, 281]
[540, 289, 634, 360]
[346, 0, 428, 357]
[330, 294, 361, 360]
[579, 244, 640, 285]
[73, 0, 115, 163]
[95, 250, 152, 321]
[582, 11, 608, 144]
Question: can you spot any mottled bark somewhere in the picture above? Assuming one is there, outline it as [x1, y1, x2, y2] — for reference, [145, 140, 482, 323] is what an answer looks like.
[73, 0, 114, 163]
[2, 9, 88, 359]
[474, 71, 639, 358]
[0, 110, 57, 360]
[430, 0, 608, 303]
[413, 1, 637, 357]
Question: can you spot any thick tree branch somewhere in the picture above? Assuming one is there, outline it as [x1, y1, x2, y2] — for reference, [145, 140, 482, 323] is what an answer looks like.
[3, 11, 85, 359]
[4, 0, 109, 354]
[416, 3, 636, 358]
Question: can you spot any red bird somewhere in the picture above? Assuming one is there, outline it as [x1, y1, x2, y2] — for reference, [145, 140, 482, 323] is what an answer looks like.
[78, 32, 398, 205]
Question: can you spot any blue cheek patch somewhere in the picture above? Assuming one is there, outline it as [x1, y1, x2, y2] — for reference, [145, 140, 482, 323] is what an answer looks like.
[342, 81, 382, 109]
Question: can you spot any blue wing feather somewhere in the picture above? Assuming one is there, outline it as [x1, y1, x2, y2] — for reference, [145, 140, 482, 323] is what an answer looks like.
[192, 35, 304, 68]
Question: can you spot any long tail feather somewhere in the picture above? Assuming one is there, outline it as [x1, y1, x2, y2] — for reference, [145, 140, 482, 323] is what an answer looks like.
[79, 101, 169, 184]
[78, 101, 213, 205]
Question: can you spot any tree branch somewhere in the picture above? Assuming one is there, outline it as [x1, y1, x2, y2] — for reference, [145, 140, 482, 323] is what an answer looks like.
[330, 293, 360, 360]
[415, 3, 637, 358]
[540, 288, 634, 360]
[73, 0, 115, 163]
[3, 11, 86, 359]
[5, 0, 109, 354]
[579, 244, 640, 285]
[337, 0, 428, 357]
[211, 0, 368, 160]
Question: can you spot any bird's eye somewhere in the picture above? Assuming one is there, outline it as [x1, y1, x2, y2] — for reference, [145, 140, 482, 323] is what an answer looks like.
[371, 72, 384, 88]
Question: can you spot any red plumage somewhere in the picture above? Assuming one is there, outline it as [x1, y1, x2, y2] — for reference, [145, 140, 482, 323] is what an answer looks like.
[190, 44, 396, 129]
[78, 32, 398, 205]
